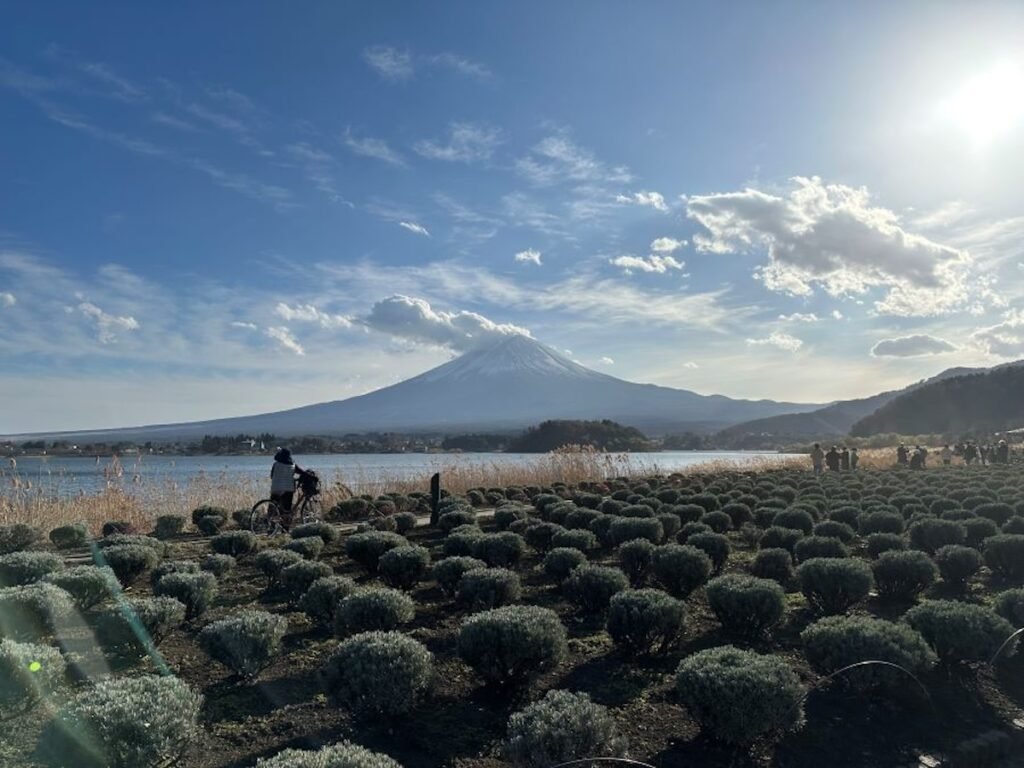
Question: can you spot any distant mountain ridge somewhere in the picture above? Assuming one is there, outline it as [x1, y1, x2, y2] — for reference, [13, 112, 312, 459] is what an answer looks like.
[5, 335, 822, 443]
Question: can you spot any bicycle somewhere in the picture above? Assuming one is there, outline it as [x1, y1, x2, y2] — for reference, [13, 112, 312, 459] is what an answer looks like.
[250, 469, 322, 534]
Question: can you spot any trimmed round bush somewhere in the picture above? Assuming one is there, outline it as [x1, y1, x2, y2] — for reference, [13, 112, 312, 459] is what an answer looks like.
[505, 689, 627, 768]
[872, 550, 937, 601]
[284, 536, 325, 560]
[679, 521, 712, 541]
[858, 511, 905, 536]
[801, 615, 936, 689]
[49, 522, 89, 549]
[471, 532, 526, 568]
[324, 631, 433, 717]
[619, 503, 655, 519]
[457, 568, 522, 611]
[150, 560, 199, 587]
[334, 588, 415, 636]
[993, 588, 1024, 627]
[675, 645, 805, 746]
[565, 508, 603, 531]
[153, 515, 185, 540]
[656, 513, 682, 541]
[813, 520, 855, 543]
[327, 497, 371, 521]
[524, 521, 563, 553]
[199, 609, 287, 678]
[0, 524, 40, 555]
[154, 571, 218, 620]
[298, 575, 357, 627]
[618, 538, 655, 585]
[706, 574, 785, 638]
[610, 517, 663, 545]
[975, 502, 1015, 526]
[394, 511, 418, 534]
[908, 518, 965, 554]
[280, 560, 333, 603]
[798, 557, 873, 614]
[438, 509, 476, 533]
[543, 547, 587, 581]
[867, 532, 907, 558]
[963, 517, 999, 548]
[700, 510, 732, 533]
[290, 521, 338, 544]
[685, 532, 730, 573]
[94, 596, 185, 654]
[934, 545, 982, 585]
[345, 531, 407, 573]
[760, 526, 803, 553]
[607, 588, 686, 654]
[0, 583, 75, 640]
[751, 548, 794, 584]
[673, 503, 706, 524]
[98, 533, 167, 555]
[191, 504, 228, 526]
[0, 551, 65, 587]
[211, 530, 258, 557]
[984, 534, 1024, 579]
[254, 549, 303, 588]
[35, 674, 202, 768]
[904, 600, 1016, 662]
[773, 509, 815, 535]
[722, 502, 753, 528]
[551, 528, 597, 552]
[0, 638, 66, 716]
[443, 527, 484, 556]
[652, 544, 712, 597]
[196, 515, 225, 536]
[1003, 517, 1024, 535]
[794, 535, 848, 563]
[431, 557, 487, 597]
[202, 553, 236, 576]
[44, 565, 117, 609]
[255, 742, 402, 768]
[378, 545, 431, 590]
[457, 605, 567, 685]
[564, 565, 629, 613]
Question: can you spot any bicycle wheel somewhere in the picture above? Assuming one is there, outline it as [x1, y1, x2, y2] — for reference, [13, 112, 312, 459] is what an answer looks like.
[250, 499, 283, 535]
[298, 496, 322, 524]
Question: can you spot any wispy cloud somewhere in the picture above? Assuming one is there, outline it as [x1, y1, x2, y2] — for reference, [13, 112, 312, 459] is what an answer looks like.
[971, 309, 1024, 357]
[265, 326, 304, 355]
[230, 321, 258, 330]
[285, 142, 350, 204]
[514, 249, 543, 266]
[399, 221, 430, 237]
[75, 301, 139, 344]
[363, 46, 415, 81]
[870, 334, 956, 357]
[425, 52, 492, 80]
[343, 128, 406, 166]
[364, 295, 529, 351]
[0, 292, 15, 307]
[516, 134, 632, 187]
[650, 237, 686, 254]
[78, 60, 147, 102]
[274, 301, 352, 329]
[746, 331, 803, 352]
[150, 111, 199, 132]
[778, 312, 819, 322]
[616, 190, 668, 211]
[414, 122, 501, 163]
[598, 356, 615, 365]
[610, 254, 685, 274]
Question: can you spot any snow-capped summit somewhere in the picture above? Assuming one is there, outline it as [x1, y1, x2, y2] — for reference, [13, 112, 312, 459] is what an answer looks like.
[420, 334, 604, 382]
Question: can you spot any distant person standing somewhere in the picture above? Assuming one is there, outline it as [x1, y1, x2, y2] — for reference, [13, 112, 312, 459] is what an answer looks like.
[909, 448, 924, 470]
[964, 442, 978, 465]
[840, 447, 851, 471]
[850, 447, 859, 470]
[811, 443, 825, 474]
[897, 444, 909, 466]
[980, 445, 990, 466]
[825, 446, 841, 472]
[940, 444, 953, 466]
[270, 447, 303, 530]
[996, 440, 1010, 464]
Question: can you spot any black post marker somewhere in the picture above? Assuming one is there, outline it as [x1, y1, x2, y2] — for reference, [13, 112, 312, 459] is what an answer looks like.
[430, 472, 441, 526]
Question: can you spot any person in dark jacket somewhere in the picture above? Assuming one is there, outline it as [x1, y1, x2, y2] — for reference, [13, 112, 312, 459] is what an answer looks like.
[897, 444, 909, 466]
[840, 447, 851, 471]
[270, 447, 304, 530]
[825, 446, 841, 472]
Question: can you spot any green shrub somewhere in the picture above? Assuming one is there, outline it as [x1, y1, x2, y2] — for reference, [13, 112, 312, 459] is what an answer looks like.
[543, 547, 587, 581]
[904, 600, 1016, 662]
[858, 511, 905, 535]
[378, 545, 431, 590]
[813, 520, 855, 543]
[210, 530, 258, 557]
[345, 531, 407, 573]
[282, 561, 335, 606]
[934, 545, 982, 585]
[49, 522, 89, 549]
[43, 565, 117, 610]
[98, 543, 159, 586]
[366, 514, 398, 533]
[94, 597, 185, 654]
[438, 509, 476, 533]
[866, 532, 907, 558]
[963, 517, 999, 548]
[607, 588, 686, 654]
[618, 538, 655, 585]
[431, 556, 487, 597]
[797, 558, 873, 614]
[794, 535, 848, 563]
[0, 524, 40, 555]
[588, 514, 621, 547]
[255, 742, 402, 768]
[505, 689, 627, 768]
[609, 516, 663, 545]
[394, 511, 418, 534]
[327, 497, 371, 521]
[191, 504, 229, 526]
[101, 521, 135, 537]
[652, 544, 712, 597]
[551, 528, 597, 552]
[458, 605, 567, 685]
[284, 536, 324, 560]
[827, 506, 861, 528]
[1003, 517, 1024, 535]
[457, 568, 522, 611]
[872, 550, 937, 601]
[254, 549, 304, 588]
[675, 645, 805, 746]
[0, 551, 64, 587]
[0, 638, 66, 716]
[565, 508, 603, 531]
[760, 526, 803, 553]
[196, 514, 225, 536]
[564, 565, 628, 613]
[97, 533, 167, 555]
[323, 631, 432, 716]
[150, 560, 199, 587]
[908, 518, 965, 554]
[984, 534, 1024, 579]
[686, 532, 730, 572]
[700, 510, 732, 533]
[201, 553, 236, 576]
[722, 502, 753, 528]
[975, 502, 1015, 526]
[298, 575, 357, 627]
[706, 574, 785, 638]
[801, 615, 936, 689]
[153, 515, 185, 540]
[334, 588, 415, 636]
[993, 588, 1024, 627]
[471, 532, 526, 568]
[199, 609, 288, 678]
[751, 548, 794, 583]
[773, 509, 815, 535]
[656, 512, 682, 540]
[444, 527, 485, 556]
[0, 583, 75, 640]
[154, 571, 217, 620]
[619, 503, 655, 519]
[673, 503, 706, 524]
[35, 675, 202, 768]
[290, 521, 339, 543]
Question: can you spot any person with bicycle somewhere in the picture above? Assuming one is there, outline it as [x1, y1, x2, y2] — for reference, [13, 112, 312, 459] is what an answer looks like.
[270, 447, 305, 530]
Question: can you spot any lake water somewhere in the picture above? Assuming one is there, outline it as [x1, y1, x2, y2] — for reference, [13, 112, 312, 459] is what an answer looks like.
[2, 451, 796, 498]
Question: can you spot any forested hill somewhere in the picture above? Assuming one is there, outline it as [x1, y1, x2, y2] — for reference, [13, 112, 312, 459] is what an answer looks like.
[507, 419, 652, 452]
[850, 366, 1024, 436]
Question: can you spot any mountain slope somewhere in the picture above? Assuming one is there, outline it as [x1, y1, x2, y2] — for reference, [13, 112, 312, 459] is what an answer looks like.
[850, 365, 1024, 436]
[7, 335, 821, 442]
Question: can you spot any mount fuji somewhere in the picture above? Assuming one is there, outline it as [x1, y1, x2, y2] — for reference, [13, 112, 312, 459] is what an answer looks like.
[11, 335, 821, 442]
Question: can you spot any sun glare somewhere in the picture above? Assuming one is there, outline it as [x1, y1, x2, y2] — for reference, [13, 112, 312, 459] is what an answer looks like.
[940, 60, 1024, 147]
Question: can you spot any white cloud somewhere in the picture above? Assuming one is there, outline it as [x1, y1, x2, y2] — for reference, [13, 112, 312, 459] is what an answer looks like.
[610, 254, 685, 274]
[274, 302, 352, 329]
[0, 292, 15, 307]
[746, 331, 803, 352]
[598, 356, 614, 365]
[414, 122, 501, 163]
[650, 237, 686, 254]
[971, 310, 1024, 357]
[363, 46, 414, 81]
[682, 361, 700, 369]
[832, 310, 844, 320]
[230, 321, 258, 330]
[871, 334, 957, 357]
[363, 295, 531, 351]
[77, 301, 139, 344]
[343, 129, 406, 167]
[686, 176, 972, 316]
[426, 52, 492, 79]
[265, 326, 304, 356]
[516, 135, 632, 187]
[399, 221, 430, 237]
[514, 249, 543, 266]
[616, 191, 668, 211]
[778, 312, 819, 322]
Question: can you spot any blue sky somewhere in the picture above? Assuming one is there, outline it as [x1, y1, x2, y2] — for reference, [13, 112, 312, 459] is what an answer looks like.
[2, 1, 1023, 432]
